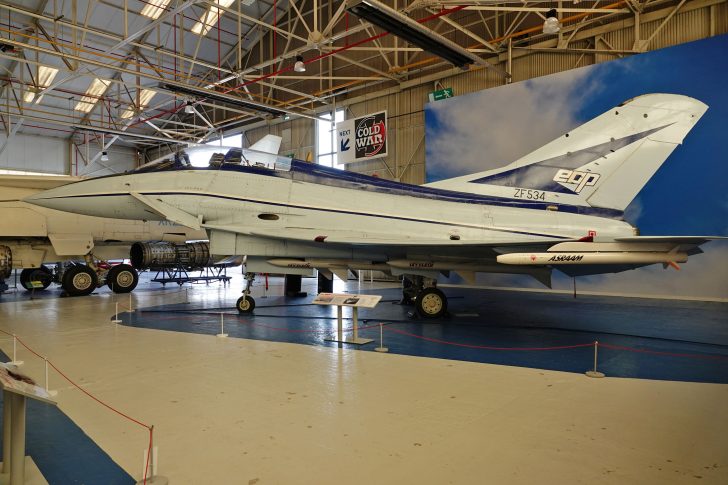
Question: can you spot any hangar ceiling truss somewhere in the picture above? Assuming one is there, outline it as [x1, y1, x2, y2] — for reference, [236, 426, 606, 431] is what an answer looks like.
[0, 0, 721, 155]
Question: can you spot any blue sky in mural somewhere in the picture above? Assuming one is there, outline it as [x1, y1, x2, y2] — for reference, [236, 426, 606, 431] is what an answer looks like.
[425, 34, 728, 236]
[424, 35, 727, 297]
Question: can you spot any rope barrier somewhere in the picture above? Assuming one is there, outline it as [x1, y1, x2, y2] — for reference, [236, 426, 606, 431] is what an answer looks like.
[599, 342, 728, 361]
[386, 327, 594, 351]
[0, 328, 154, 484]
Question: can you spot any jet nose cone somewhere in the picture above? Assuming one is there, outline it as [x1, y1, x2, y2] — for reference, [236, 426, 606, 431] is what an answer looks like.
[22, 179, 104, 217]
[22, 188, 65, 209]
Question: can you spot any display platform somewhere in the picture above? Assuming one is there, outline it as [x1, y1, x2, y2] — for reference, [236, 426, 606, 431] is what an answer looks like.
[121, 287, 728, 384]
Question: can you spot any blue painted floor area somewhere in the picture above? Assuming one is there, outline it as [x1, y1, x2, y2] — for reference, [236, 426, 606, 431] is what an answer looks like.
[0, 353, 134, 485]
[124, 287, 728, 384]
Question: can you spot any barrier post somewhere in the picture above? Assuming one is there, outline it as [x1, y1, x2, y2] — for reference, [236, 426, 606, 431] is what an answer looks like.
[585, 341, 605, 378]
[129, 293, 133, 313]
[44, 358, 58, 396]
[136, 426, 169, 485]
[185, 288, 189, 304]
[112, 302, 122, 324]
[374, 323, 389, 353]
[9, 336, 23, 366]
[216, 312, 228, 338]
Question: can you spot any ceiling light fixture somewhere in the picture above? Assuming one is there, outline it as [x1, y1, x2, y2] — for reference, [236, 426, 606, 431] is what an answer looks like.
[347, 0, 482, 70]
[160, 83, 323, 120]
[191, 0, 235, 36]
[294, 55, 306, 73]
[184, 102, 196, 114]
[75, 78, 111, 113]
[24, 65, 59, 103]
[100, 151, 109, 162]
[140, 0, 172, 20]
[120, 88, 156, 119]
[543, 9, 561, 35]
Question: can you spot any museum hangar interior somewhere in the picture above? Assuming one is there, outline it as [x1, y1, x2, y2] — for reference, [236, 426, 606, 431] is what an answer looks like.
[0, 1, 726, 484]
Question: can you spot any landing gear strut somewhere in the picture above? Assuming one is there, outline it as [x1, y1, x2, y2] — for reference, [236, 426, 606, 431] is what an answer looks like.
[236, 273, 256, 314]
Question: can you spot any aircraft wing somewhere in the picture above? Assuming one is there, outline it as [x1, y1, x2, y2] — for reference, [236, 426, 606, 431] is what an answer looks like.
[201, 222, 571, 247]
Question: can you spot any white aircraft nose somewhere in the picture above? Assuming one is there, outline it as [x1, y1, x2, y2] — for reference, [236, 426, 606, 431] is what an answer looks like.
[23, 179, 116, 217]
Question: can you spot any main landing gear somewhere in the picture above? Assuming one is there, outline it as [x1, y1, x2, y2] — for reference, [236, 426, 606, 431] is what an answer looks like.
[236, 272, 256, 314]
[61, 256, 139, 297]
[402, 276, 449, 319]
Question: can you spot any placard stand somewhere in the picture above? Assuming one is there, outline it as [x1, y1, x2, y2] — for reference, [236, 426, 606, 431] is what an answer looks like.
[315, 293, 381, 345]
[0, 363, 57, 485]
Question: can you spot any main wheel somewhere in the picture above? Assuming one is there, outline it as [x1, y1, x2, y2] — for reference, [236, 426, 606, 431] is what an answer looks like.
[107, 264, 139, 293]
[19, 266, 53, 291]
[415, 287, 448, 319]
[236, 295, 256, 314]
[62, 265, 98, 297]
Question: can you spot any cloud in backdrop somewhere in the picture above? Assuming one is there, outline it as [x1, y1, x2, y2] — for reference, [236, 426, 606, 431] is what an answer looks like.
[425, 35, 728, 299]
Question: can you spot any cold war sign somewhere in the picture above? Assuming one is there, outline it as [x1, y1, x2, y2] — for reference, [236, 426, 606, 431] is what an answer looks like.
[336, 110, 388, 164]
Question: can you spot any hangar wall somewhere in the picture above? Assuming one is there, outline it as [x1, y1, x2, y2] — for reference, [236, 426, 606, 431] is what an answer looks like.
[0, 131, 138, 176]
[244, 0, 726, 185]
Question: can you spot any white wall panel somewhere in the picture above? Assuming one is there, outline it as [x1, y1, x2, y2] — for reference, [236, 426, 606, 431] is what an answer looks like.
[0, 133, 69, 174]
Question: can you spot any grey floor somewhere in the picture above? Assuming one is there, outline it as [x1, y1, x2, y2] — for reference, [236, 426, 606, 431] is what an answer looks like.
[0, 274, 726, 484]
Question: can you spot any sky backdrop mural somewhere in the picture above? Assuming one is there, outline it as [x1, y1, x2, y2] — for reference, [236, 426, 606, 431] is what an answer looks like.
[425, 35, 728, 298]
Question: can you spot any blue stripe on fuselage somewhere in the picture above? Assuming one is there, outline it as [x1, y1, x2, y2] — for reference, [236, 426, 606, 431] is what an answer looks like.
[80, 159, 624, 218]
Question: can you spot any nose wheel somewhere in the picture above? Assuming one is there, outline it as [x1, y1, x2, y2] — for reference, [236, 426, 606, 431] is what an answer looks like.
[236, 272, 256, 314]
[236, 295, 256, 313]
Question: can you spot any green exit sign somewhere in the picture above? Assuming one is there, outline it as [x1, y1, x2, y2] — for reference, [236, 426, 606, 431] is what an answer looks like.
[428, 88, 454, 102]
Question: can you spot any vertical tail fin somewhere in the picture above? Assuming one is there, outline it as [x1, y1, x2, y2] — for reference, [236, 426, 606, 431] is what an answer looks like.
[426, 94, 708, 211]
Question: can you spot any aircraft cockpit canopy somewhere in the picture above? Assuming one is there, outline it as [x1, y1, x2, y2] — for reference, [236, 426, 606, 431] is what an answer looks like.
[134, 145, 292, 173]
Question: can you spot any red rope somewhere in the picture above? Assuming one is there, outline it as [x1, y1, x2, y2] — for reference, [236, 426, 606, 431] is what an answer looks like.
[599, 342, 728, 361]
[387, 327, 594, 351]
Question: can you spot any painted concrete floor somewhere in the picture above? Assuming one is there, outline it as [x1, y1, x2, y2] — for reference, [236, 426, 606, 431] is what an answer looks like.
[0, 274, 727, 484]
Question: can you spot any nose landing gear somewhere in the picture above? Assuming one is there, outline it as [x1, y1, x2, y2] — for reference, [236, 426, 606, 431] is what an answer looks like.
[236, 272, 256, 314]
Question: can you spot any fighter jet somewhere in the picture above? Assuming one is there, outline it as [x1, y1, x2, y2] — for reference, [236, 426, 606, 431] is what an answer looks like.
[25, 94, 722, 317]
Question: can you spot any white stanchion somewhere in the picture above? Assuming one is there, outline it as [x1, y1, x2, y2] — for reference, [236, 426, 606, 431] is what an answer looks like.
[44, 358, 58, 396]
[9, 336, 23, 366]
[136, 429, 168, 485]
[374, 323, 389, 353]
[129, 293, 134, 313]
[112, 302, 122, 324]
[585, 341, 605, 378]
[185, 288, 189, 304]
[216, 312, 228, 338]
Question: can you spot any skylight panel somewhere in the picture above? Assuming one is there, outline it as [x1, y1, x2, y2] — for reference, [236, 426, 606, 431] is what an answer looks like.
[140, 0, 171, 19]
[23, 65, 59, 102]
[120, 88, 156, 119]
[191, 0, 235, 36]
[74, 78, 111, 113]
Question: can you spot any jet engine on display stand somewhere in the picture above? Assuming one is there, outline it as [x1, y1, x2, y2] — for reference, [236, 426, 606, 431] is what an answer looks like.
[129, 242, 237, 286]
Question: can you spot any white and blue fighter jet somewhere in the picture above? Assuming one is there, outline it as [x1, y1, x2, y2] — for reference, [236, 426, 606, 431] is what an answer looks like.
[25, 94, 722, 317]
